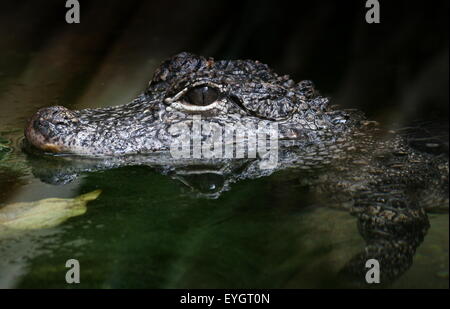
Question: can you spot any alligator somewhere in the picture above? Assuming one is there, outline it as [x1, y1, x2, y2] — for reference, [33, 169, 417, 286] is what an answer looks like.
[23, 52, 449, 286]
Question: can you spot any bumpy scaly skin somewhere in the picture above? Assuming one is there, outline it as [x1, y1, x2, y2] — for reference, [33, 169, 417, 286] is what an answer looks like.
[23, 52, 449, 286]
[25, 52, 356, 155]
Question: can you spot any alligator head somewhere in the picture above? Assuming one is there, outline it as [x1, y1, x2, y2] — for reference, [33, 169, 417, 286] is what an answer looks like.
[24, 52, 356, 156]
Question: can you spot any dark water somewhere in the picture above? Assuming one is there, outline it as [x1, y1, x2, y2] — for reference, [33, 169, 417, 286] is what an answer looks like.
[0, 0, 448, 289]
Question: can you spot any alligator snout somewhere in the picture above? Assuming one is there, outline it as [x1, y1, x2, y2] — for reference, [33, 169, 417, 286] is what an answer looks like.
[25, 106, 79, 153]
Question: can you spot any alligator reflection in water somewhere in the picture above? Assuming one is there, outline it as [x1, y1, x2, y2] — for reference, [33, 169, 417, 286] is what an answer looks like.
[24, 122, 449, 285]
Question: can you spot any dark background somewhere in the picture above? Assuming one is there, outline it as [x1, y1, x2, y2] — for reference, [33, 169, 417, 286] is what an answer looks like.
[0, 0, 448, 127]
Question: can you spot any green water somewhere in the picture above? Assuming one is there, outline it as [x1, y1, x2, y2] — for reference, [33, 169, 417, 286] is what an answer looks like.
[0, 48, 448, 289]
[0, 127, 448, 289]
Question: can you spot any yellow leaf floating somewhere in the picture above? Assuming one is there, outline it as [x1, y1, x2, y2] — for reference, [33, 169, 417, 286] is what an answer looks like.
[0, 190, 101, 230]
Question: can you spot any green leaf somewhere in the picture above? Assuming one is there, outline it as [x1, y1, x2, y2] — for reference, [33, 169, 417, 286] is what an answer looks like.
[0, 190, 102, 230]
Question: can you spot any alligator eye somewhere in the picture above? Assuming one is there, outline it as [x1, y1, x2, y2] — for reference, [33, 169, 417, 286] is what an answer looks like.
[184, 86, 218, 106]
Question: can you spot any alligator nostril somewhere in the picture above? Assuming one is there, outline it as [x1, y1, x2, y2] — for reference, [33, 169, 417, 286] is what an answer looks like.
[33, 119, 52, 137]
[29, 106, 78, 140]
